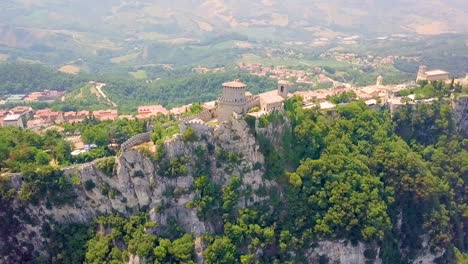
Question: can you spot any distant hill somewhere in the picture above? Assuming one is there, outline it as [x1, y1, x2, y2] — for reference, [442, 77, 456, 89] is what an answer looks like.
[0, 0, 467, 72]
[1, 0, 467, 46]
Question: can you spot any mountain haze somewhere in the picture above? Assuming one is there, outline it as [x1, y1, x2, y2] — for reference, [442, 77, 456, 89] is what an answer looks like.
[1, 0, 468, 48]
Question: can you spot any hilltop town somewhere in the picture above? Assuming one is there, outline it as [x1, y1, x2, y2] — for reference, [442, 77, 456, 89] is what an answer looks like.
[0, 65, 466, 158]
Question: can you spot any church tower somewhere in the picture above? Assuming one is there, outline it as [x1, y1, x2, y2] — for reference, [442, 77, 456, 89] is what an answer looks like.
[376, 75, 383, 86]
[277, 80, 291, 99]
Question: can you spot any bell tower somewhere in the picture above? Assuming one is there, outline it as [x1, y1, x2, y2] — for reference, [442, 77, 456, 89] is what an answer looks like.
[376, 75, 383, 86]
[277, 80, 291, 99]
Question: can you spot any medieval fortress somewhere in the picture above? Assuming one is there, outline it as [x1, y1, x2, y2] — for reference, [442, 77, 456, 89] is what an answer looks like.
[217, 79, 291, 122]
[121, 65, 468, 150]
[180, 79, 292, 129]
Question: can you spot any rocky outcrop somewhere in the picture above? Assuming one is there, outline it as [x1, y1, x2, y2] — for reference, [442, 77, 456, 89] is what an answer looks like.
[0, 117, 275, 262]
[305, 240, 381, 264]
[0, 116, 446, 264]
[453, 95, 468, 137]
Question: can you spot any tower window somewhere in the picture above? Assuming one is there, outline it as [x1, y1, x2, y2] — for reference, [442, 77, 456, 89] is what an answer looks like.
[280, 86, 284, 92]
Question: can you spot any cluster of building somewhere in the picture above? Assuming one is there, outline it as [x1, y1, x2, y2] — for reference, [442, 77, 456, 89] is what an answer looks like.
[295, 75, 400, 110]
[239, 64, 321, 84]
[0, 104, 184, 130]
[2, 64, 465, 134]
[0, 90, 65, 105]
[0, 106, 90, 129]
[320, 51, 420, 69]
[193, 67, 225, 74]
[216, 80, 291, 122]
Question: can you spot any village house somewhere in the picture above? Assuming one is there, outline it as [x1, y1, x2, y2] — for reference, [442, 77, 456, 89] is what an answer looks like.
[294, 89, 337, 103]
[77, 110, 90, 118]
[40, 90, 65, 101]
[34, 109, 64, 124]
[63, 111, 77, 121]
[9, 106, 34, 119]
[137, 105, 169, 119]
[22, 90, 65, 102]
[63, 111, 88, 124]
[3, 114, 24, 128]
[24, 92, 43, 101]
[93, 109, 118, 121]
[0, 110, 8, 127]
[27, 118, 52, 130]
[170, 105, 192, 117]
[6, 94, 26, 103]
[9, 106, 34, 126]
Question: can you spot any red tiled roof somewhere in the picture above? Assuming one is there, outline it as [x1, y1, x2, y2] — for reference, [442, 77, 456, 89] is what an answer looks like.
[138, 105, 169, 115]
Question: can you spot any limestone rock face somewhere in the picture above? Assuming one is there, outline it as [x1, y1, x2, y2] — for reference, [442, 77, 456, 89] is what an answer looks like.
[0, 118, 274, 262]
[453, 96, 468, 137]
[305, 240, 382, 264]
[0, 117, 445, 264]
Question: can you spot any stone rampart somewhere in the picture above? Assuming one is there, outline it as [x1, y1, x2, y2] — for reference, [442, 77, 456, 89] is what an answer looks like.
[179, 119, 214, 137]
[120, 132, 152, 151]
[246, 96, 260, 110]
[180, 110, 213, 123]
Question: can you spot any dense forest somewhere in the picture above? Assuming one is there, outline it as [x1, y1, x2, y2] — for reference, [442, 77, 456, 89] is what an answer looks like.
[1, 95, 466, 263]
[0, 63, 89, 94]
[100, 72, 277, 110]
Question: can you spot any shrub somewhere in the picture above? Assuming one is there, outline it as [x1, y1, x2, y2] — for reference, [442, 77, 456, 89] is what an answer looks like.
[100, 183, 110, 196]
[84, 180, 95, 191]
[364, 248, 377, 260]
[253, 162, 262, 170]
[96, 157, 115, 176]
[244, 115, 256, 131]
[258, 116, 270, 128]
[159, 157, 188, 177]
[319, 255, 329, 264]
[186, 201, 196, 209]
[182, 127, 197, 143]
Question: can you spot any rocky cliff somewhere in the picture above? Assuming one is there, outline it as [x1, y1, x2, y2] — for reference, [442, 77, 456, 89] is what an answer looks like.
[453, 95, 468, 138]
[0, 116, 442, 264]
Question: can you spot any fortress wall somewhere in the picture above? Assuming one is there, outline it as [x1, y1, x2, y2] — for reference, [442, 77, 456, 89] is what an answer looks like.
[187, 120, 214, 136]
[181, 110, 213, 123]
[246, 96, 260, 110]
[120, 132, 152, 151]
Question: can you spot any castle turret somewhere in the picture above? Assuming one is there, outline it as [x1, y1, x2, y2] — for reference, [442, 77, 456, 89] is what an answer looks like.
[217, 80, 248, 123]
[278, 80, 292, 99]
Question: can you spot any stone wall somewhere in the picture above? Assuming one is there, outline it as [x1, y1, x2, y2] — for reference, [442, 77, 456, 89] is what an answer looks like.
[179, 119, 214, 137]
[181, 110, 213, 123]
[120, 132, 152, 151]
[246, 96, 260, 110]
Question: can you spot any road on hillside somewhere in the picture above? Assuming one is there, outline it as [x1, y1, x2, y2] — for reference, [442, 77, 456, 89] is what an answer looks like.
[94, 82, 117, 107]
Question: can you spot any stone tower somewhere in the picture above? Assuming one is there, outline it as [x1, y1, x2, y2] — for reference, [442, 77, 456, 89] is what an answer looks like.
[376, 75, 383, 86]
[217, 80, 248, 123]
[278, 80, 291, 99]
[417, 65, 428, 81]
